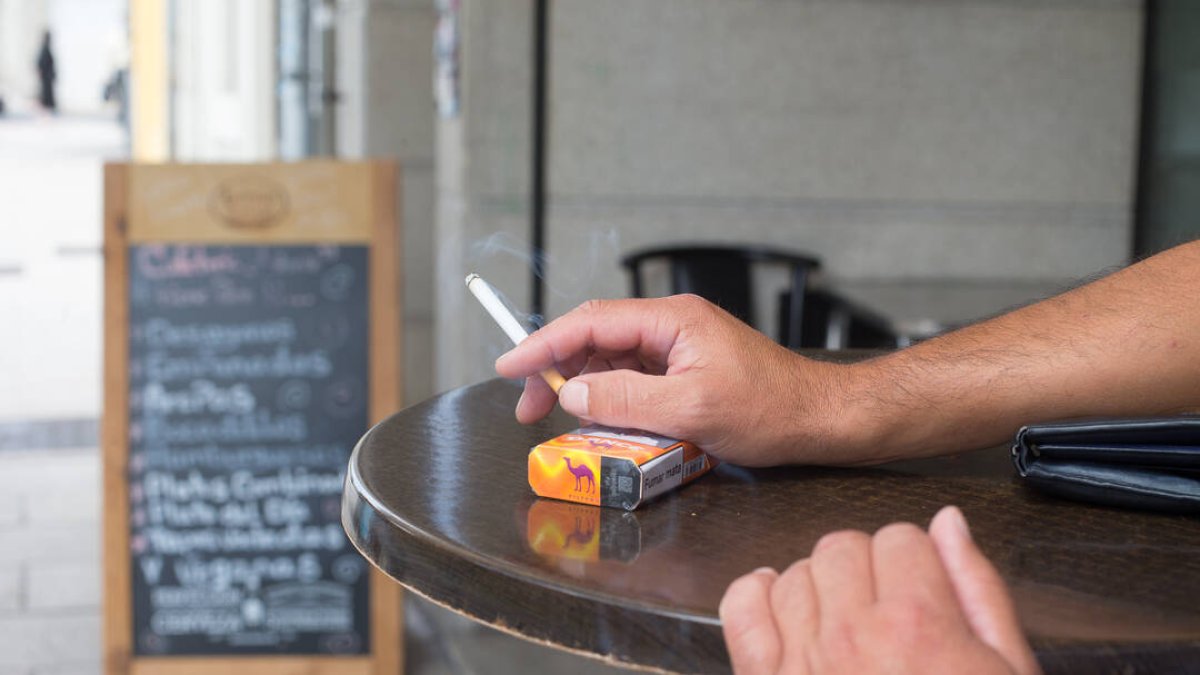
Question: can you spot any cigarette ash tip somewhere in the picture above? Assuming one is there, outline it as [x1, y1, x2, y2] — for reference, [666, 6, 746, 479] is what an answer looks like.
[464, 273, 480, 288]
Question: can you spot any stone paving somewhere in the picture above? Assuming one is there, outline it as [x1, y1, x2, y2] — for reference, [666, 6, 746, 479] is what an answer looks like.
[0, 450, 102, 675]
[0, 115, 117, 675]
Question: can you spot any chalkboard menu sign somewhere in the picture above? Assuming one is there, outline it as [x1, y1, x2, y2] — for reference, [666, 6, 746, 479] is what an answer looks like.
[128, 244, 370, 655]
[104, 163, 400, 675]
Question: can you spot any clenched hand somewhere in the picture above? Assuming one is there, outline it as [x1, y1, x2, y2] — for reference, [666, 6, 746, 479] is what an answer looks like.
[719, 506, 1040, 675]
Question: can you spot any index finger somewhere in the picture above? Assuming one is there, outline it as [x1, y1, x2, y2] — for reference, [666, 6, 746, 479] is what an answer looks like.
[494, 297, 687, 380]
[871, 522, 965, 622]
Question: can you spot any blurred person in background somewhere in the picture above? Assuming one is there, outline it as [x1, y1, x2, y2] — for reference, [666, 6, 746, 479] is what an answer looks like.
[36, 30, 57, 114]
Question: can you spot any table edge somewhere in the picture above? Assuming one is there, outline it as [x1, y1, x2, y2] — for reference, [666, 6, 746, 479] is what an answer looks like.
[343, 407, 722, 627]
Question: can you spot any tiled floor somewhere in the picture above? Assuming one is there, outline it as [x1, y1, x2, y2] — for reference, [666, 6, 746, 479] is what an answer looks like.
[0, 449, 103, 675]
[0, 114, 115, 675]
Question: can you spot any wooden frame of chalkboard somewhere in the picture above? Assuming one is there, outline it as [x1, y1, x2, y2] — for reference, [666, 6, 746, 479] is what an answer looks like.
[102, 162, 403, 675]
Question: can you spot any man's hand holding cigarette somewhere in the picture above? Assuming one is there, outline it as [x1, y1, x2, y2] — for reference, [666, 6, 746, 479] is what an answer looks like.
[496, 293, 854, 467]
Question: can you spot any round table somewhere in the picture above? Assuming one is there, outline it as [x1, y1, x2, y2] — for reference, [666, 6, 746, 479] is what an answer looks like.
[343, 379, 1200, 673]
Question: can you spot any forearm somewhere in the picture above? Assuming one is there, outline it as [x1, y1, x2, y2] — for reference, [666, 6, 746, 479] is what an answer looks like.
[834, 241, 1200, 462]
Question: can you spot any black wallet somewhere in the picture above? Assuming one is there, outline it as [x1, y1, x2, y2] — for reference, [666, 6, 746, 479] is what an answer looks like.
[1012, 418, 1200, 513]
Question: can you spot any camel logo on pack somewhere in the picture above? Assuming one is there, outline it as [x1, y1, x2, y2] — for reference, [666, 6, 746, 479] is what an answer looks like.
[563, 457, 595, 493]
[209, 175, 290, 229]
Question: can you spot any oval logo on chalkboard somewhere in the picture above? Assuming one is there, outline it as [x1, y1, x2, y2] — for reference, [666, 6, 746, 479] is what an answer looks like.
[209, 176, 290, 229]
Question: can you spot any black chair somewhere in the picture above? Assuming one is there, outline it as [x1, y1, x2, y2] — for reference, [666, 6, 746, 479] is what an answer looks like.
[620, 245, 822, 349]
[790, 288, 899, 350]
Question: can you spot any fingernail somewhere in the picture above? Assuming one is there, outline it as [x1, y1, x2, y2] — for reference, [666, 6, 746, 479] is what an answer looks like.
[752, 566, 777, 577]
[947, 506, 971, 541]
[559, 380, 589, 416]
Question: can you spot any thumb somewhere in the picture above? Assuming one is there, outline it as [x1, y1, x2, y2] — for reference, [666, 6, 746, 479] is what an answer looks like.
[929, 506, 1041, 675]
[558, 370, 689, 437]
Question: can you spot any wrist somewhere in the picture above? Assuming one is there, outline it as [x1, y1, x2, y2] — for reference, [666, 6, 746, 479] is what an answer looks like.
[830, 359, 894, 464]
[777, 353, 892, 466]
[833, 349, 981, 463]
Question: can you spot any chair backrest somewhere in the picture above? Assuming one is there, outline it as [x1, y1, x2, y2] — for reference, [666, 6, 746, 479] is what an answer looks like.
[790, 288, 899, 350]
[621, 245, 821, 348]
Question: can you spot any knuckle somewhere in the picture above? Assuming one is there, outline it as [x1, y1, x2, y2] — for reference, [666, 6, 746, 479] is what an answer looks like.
[596, 375, 649, 422]
[874, 521, 925, 548]
[575, 298, 608, 316]
[814, 529, 869, 554]
[671, 293, 715, 320]
[525, 332, 556, 362]
[603, 378, 634, 418]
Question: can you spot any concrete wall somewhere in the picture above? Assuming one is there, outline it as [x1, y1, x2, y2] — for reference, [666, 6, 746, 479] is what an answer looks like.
[545, 0, 1143, 316]
[435, 0, 1144, 392]
[435, 0, 535, 392]
[338, 0, 438, 404]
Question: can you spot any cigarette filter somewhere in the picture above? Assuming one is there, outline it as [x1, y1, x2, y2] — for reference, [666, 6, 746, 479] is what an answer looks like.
[528, 426, 715, 510]
[465, 272, 566, 392]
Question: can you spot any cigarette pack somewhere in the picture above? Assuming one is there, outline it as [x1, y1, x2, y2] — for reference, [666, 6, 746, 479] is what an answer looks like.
[528, 426, 715, 510]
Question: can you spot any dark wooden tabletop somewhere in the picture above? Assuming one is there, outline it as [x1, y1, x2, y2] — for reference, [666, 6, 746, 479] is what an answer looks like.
[343, 378, 1200, 674]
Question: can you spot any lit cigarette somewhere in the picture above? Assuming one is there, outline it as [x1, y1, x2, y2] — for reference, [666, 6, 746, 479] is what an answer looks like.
[465, 273, 567, 393]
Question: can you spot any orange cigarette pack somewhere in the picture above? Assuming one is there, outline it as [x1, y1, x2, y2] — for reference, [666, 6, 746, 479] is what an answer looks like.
[528, 426, 715, 510]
